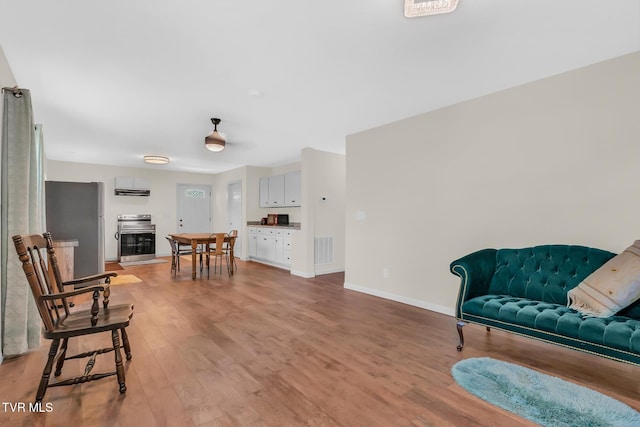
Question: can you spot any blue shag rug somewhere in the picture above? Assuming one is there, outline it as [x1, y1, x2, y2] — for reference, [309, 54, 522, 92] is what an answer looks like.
[451, 357, 640, 427]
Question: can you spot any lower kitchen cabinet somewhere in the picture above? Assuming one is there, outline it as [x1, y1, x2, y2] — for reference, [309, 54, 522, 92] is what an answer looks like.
[247, 226, 295, 268]
[257, 234, 276, 260]
[275, 235, 285, 264]
[248, 229, 258, 258]
[276, 228, 293, 265]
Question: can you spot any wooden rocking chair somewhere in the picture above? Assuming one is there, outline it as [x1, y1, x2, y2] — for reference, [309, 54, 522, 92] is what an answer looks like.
[12, 232, 134, 403]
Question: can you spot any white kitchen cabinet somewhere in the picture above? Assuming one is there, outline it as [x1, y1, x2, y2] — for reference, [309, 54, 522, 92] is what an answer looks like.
[281, 229, 293, 266]
[249, 226, 296, 268]
[275, 236, 284, 264]
[284, 171, 301, 207]
[276, 229, 294, 265]
[257, 234, 276, 260]
[268, 175, 285, 207]
[248, 227, 258, 257]
[259, 177, 270, 208]
[115, 176, 150, 190]
[275, 229, 287, 264]
[258, 171, 301, 208]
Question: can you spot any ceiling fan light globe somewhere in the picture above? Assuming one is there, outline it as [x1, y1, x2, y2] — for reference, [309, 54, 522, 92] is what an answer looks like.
[205, 143, 225, 152]
[205, 131, 226, 152]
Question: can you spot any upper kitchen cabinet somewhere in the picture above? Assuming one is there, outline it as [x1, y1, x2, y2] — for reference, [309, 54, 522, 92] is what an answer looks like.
[259, 177, 270, 207]
[268, 174, 285, 207]
[259, 171, 301, 207]
[284, 171, 301, 206]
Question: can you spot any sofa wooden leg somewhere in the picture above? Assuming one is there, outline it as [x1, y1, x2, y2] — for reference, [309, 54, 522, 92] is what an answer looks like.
[456, 321, 465, 351]
[486, 326, 491, 332]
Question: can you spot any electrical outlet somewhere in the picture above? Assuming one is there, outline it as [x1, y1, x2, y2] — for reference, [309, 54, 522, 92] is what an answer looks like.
[383, 268, 389, 279]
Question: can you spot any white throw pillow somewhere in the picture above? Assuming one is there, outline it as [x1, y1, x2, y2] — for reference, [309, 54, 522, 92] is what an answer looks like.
[567, 241, 640, 317]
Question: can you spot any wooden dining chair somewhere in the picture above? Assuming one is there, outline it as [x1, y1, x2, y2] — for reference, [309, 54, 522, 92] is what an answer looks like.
[225, 229, 238, 272]
[206, 233, 229, 278]
[166, 236, 201, 274]
[12, 232, 134, 403]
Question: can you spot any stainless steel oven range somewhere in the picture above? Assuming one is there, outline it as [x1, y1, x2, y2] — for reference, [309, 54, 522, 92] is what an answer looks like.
[115, 214, 156, 262]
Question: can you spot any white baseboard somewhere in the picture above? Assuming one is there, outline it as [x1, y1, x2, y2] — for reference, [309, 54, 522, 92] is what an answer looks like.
[247, 258, 290, 271]
[290, 270, 315, 278]
[290, 267, 345, 278]
[314, 266, 345, 276]
[343, 282, 455, 317]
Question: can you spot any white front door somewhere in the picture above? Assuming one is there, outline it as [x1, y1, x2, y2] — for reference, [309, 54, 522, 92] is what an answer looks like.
[176, 184, 212, 233]
[227, 181, 242, 258]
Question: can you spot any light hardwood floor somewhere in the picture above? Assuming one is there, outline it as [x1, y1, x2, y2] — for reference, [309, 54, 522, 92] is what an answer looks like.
[1, 258, 639, 426]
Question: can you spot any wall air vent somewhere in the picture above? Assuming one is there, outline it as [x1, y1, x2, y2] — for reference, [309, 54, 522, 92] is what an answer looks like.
[314, 236, 334, 265]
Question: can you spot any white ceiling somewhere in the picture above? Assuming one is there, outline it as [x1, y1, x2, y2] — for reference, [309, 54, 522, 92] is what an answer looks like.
[1, 1, 639, 174]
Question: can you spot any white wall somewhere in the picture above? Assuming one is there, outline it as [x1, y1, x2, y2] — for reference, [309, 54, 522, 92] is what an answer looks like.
[211, 165, 244, 235]
[0, 44, 16, 111]
[46, 161, 215, 260]
[0, 45, 18, 270]
[293, 148, 346, 277]
[211, 165, 271, 260]
[345, 52, 640, 316]
[1, 44, 18, 170]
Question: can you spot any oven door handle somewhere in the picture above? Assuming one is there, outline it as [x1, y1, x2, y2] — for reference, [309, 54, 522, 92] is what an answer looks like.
[119, 229, 156, 235]
[114, 231, 119, 240]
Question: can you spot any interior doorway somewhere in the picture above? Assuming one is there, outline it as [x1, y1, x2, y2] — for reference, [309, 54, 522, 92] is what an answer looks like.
[227, 181, 242, 258]
[176, 184, 212, 233]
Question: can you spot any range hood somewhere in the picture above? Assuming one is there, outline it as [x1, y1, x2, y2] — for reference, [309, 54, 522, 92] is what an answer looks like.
[115, 188, 150, 196]
[114, 176, 151, 196]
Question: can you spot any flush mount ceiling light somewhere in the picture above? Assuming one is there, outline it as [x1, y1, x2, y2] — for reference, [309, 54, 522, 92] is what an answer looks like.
[143, 155, 169, 165]
[404, 0, 459, 17]
[205, 118, 226, 152]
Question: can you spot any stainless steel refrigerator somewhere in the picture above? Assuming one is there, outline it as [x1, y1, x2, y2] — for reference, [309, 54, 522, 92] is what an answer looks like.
[45, 181, 105, 278]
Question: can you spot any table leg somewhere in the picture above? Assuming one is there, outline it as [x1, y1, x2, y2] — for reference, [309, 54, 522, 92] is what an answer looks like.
[229, 242, 234, 275]
[191, 241, 197, 280]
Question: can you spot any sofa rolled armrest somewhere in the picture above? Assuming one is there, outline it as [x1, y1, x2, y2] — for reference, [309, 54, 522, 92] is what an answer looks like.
[450, 248, 497, 318]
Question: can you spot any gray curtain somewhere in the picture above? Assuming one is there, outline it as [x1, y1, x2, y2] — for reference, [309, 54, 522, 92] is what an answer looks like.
[0, 88, 43, 362]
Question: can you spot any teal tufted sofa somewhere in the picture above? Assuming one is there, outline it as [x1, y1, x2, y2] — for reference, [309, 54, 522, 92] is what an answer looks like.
[450, 245, 640, 366]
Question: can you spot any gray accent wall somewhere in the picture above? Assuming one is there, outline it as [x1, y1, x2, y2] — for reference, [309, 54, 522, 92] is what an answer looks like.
[345, 52, 640, 315]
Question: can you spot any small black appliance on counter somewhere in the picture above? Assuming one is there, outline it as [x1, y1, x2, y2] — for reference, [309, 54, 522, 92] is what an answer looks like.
[260, 214, 289, 225]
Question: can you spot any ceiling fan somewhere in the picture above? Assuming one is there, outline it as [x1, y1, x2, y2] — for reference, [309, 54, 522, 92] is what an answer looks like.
[205, 118, 225, 152]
